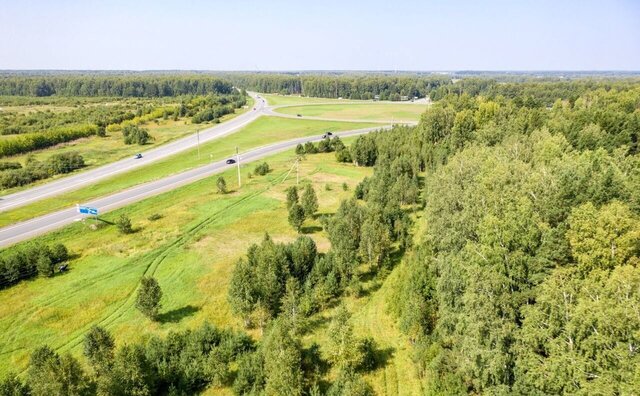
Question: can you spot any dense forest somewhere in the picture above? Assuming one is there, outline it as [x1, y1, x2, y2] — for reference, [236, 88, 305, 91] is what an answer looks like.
[0, 75, 233, 97]
[227, 73, 451, 100]
[390, 82, 640, 394]
[1, 77, 639, 394]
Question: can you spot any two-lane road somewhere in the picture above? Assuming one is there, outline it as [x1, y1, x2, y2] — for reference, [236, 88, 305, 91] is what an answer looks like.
[0, 92, 267, 212]
[0, 126, 389, 247]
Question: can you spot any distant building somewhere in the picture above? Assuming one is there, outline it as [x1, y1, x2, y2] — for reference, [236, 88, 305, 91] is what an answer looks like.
[400, 95, 409, 101]
[374, 94, 380, 101]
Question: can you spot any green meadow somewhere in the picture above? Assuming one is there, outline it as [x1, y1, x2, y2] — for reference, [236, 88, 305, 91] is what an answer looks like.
[276, 103, 427, 122]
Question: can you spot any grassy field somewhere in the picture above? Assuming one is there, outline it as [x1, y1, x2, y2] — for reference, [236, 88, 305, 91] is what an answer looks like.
[0, 97, 254, 195]
[0, 117, 377, 227]
[0, 146, 425, 394]
[262, 94, 362, 106]
[276, 103, 427, 122]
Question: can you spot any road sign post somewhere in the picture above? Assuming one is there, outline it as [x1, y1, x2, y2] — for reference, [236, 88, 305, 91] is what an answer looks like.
[236, 146, 241, 188]
[77, 205, 99, 221]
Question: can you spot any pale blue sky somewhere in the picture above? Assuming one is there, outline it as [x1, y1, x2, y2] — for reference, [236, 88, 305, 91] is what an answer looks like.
[1, 0, 639, 70]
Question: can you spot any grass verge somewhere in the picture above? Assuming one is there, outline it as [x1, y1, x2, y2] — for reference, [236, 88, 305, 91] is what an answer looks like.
[0, 97, 255, 195]
[275, 103, 427, 122]
[0, 117, 376, 227]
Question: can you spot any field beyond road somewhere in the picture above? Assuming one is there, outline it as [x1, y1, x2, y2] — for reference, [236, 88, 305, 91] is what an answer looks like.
[0, 117, 377, 227]
[276, 103, 428, 122]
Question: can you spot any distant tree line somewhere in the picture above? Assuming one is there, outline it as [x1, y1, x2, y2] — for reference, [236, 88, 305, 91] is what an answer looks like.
[0, 75, 234, 97]
[228, 73, 451, 100]
[429, 77, 640, 106]
[0, 242, 69, 289]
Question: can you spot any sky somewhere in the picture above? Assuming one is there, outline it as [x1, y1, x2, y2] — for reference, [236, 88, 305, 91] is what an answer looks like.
[1, 0, 639, 71]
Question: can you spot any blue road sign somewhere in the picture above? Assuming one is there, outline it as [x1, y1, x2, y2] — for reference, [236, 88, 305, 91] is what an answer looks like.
[77, 205, 98, 215]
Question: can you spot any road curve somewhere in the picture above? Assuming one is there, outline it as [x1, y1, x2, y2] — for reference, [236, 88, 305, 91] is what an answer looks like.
[0, 126, 390, 247]
[0, 92, 267, 213]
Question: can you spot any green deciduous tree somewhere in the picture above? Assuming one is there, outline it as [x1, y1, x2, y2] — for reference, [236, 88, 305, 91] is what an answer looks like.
[567, 201, 640, 273]
[301, 184, 319, 218]
[286, 186, 299, 209]
[27, 346, 92, 396]
[216, 176, 227, 194]
[136, 276, 162, 320]
[326, 306, 364, 371]
[115, 214, 133, 234]
[288, 203, 306, 233]
[83, 325, 115, 376]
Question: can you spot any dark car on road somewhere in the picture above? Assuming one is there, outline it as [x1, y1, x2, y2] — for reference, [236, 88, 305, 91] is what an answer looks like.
[226, 158, 236, 164]
[134, 153, 143, 159]
[296, 114, 302, 117]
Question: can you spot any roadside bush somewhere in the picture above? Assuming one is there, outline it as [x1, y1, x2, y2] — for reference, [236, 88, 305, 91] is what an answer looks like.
[147, 213, 162, 221]
[217, 176, 228, 194]
[0, 162, 21, 171]
[304, 142, 318, 154]
[116, 214, 133, 234]
[0, 242, 70, 289]
[46, 152, 85, 174]
[0, 152, 85, 189]
[318, 138, 332, 153]
[335, 148, 352, 163]
[254, 162, 270, 176]
[0, 124, 98, 157]
[122, 125, 151, 145]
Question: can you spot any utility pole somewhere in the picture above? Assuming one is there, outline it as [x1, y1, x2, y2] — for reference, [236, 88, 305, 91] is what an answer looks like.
[197, 129, 201, 160]
[236, 146, 241, 188]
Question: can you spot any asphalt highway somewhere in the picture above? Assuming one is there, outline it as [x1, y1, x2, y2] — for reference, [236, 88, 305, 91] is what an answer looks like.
[0, 92, 267, 212]
[0, 126, 389, 247]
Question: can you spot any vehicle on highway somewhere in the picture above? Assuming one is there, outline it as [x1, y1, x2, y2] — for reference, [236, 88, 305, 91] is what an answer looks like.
[296, 114, 302, 117]
[253, 107, 256, 110]
[322, 132, 333, 139]
[134, 153, 143, 159]
[326, 131, 333, 136]
[226, 158, 236, 164]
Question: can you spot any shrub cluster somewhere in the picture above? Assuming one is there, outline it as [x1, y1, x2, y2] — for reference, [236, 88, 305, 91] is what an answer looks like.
[0, 161, 21, 171]
[0, 152, 85, 189]
[0, 242, 69, 288]
[0, 124, 98, 157]
[121, 124, 151, 145]
[253, 162, 270, 176]
[1, 322, 252, 395]
[295, 136, 345, 156]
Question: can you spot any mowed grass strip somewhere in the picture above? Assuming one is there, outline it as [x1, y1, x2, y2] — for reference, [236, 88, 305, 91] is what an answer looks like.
[0, 117, 377, 227]
[261, 94, 363, 106]
[0, 146, 372, 376]
[276, 103, 428, 122]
